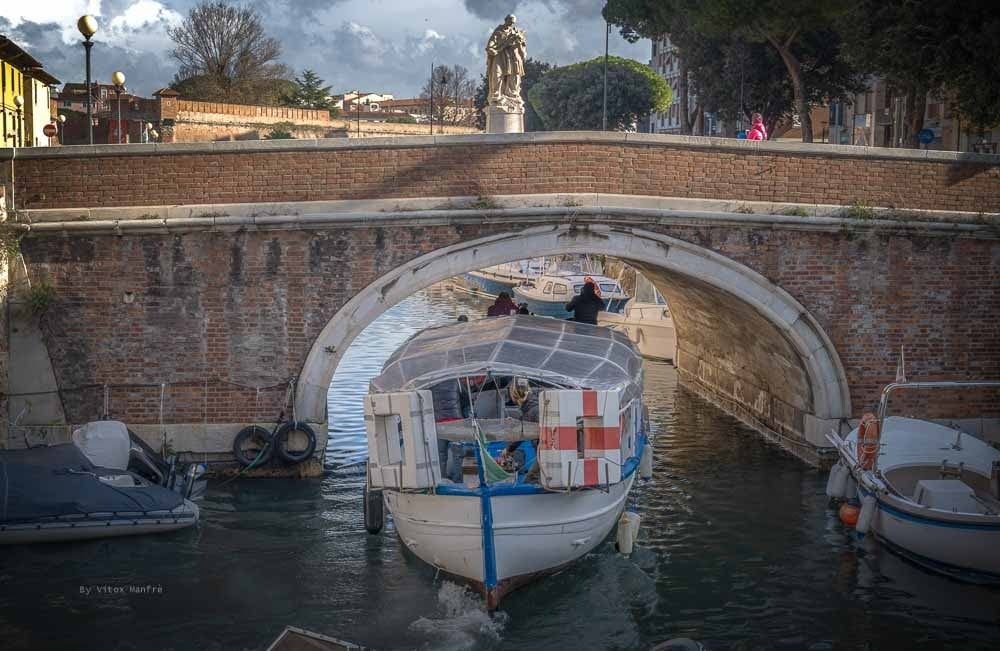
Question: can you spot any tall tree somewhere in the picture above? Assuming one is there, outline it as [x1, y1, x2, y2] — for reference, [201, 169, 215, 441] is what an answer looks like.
[606, 0, 861, 142]
[841, 0, 1000, 146]
[284, 70, 333, 110]
[168, 1, 292, 104]
[527, 56, 671, 131]
[420, 64, 477, 127]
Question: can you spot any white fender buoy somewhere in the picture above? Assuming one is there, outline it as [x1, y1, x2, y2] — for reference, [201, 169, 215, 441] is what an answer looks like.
[825, 463, 846, 498]
[856, 494, 877, 536]
[826, 463, 851, 499]
[617, 511, 641, 555]
[640, 444, 653, 480]
[844, 474, 858, 502]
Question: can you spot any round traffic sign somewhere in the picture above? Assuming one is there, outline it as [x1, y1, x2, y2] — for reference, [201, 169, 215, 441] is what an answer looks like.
[43, 123, 58, 137]
[918, 128, 934, 145]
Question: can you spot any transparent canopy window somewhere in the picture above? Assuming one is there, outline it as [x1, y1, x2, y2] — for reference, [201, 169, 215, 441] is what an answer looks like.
[371, 315, 643, 405]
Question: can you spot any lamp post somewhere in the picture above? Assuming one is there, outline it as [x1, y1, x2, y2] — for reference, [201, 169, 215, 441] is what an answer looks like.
[111, 71, 126, 144]
[434, 67, 451, 135]
[77, 15, 98, 145]
[602, 18, 610, 131]
[58, 113, 66, 143]
[13, 95, 24, 147]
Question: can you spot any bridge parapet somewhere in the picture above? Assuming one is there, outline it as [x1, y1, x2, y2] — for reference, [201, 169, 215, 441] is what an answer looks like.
[2, 132, 998, 215]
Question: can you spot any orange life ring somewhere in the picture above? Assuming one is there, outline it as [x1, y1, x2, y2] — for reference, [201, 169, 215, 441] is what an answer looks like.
[857, 412, 880, 470]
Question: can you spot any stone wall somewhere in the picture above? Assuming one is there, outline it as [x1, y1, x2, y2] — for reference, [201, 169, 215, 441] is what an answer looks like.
[171, 99, 478, 142]
[5, 133, 998, 213]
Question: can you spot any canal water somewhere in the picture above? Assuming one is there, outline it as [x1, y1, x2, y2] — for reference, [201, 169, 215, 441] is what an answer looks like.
[2, 284, 999, 650]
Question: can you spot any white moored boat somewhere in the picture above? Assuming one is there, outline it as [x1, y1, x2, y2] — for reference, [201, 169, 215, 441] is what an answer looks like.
[363, 315, 651, 608]
[826, 381, 1000, 582]
[598, 274, 676, 361]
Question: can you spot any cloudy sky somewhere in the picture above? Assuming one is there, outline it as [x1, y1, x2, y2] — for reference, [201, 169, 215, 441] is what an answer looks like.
[1, 0, 649, 98]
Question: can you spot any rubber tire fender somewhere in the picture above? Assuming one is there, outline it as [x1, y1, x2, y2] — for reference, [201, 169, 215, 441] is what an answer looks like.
[275, 421, 318, 464]
[233, 425, 273, 467]
[364, 483, 384, 535]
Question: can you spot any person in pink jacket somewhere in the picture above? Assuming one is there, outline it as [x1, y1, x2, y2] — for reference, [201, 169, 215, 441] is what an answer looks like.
[746, 112, 767, 141]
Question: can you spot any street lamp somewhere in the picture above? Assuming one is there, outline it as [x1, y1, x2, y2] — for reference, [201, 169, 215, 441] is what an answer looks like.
[58, 113, 66, 143]
[111, 71, 126, 144]
[77, 15, 98, 145]
[13, 95, 24, 147]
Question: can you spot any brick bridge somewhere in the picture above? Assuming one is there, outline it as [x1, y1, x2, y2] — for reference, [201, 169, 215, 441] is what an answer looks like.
[2, 133, 999, 471]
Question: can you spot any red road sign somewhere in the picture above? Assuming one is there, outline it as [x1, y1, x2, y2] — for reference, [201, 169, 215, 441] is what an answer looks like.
[43, 123, 58, 137]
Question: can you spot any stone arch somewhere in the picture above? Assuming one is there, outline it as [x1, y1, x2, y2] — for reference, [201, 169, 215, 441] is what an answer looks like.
[297, 223, 850, 445]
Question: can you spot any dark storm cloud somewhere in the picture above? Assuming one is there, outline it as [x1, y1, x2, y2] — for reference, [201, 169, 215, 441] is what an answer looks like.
[463, 0, 603, 21]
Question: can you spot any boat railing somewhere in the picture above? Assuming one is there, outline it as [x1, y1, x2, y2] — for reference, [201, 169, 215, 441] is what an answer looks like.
[877, 380, 1000, 423]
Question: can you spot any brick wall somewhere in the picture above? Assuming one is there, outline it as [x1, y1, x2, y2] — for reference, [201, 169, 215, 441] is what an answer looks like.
[16, 219, 1000, 432]
[7, 135, 999, 213]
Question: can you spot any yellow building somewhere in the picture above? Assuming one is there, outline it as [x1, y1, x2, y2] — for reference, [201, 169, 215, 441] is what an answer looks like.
[1, 36, 60, 148]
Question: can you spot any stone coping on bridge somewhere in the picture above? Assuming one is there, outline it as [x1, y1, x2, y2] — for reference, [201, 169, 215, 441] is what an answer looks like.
[14, 194, 998, 237]
[4, 130, 1000, 165]
[17, 193, 1000, 230]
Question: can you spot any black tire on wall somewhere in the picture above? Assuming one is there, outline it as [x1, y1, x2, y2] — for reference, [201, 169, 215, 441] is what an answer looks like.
[232, 425, 274, 467]
[274, 421, 317, 464]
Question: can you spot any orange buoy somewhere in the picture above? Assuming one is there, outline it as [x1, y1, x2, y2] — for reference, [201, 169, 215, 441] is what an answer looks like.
[839, 502, 861, 528]
[857, 413, 880, 470]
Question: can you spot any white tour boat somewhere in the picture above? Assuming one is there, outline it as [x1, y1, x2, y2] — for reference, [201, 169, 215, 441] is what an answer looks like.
[826, 381, 1000, 582]
[598, 274, 676, 361]
[513, 274, 630, 318]
[363, 315, 651, 608]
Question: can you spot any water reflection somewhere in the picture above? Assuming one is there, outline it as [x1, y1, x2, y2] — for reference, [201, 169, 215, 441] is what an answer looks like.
[1, 285, 997, 650]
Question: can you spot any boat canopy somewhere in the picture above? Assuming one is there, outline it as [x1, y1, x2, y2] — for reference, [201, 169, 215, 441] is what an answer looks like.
[371, 315, 644, 405]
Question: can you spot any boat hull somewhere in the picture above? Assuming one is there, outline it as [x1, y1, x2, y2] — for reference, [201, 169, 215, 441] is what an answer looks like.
[464, 271, 519, 296]
[860, 485, 1000, 579]
[384, 475, 634, 607]
[599, 302, 676, 361]
[0, 500, 200, 545]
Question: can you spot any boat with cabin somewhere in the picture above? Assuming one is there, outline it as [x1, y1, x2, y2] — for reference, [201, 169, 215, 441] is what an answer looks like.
[598, 274, 676, 362]
[362, 315, 652, 608]
[513, 274, 629, 318]
[463, 259, 550, 296]
[826, 381, 1000, 582]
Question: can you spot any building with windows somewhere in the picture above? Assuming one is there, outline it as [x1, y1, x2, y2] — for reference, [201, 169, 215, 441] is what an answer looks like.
[647, 35, 723, 136]
[827, 79, 998, 153]
[1, 36, 60, 148]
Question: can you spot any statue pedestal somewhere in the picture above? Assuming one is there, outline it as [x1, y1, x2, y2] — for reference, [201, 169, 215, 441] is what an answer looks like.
[485, 105, 524, 134]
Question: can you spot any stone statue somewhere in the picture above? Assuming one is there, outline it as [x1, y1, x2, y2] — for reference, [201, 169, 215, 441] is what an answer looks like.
[486, 14, 527, 122]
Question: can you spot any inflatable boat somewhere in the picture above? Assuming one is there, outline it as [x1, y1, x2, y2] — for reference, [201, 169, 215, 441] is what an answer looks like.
[0, 421, 202, 545]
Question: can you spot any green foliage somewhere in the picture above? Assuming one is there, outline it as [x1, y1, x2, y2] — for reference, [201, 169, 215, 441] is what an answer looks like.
[266, 122, 295, 139]
[26, 282, 56, 315]
[470, 196, 501, 210]
[385, 114, 417, 124]
[841, 1, 1000, 133]
[283, 69, 333, 110]
[528, 56, 671, 131]
[0, 226, 21, 265]
[843, 201, 876, 220]
[781, 206, 810, 217]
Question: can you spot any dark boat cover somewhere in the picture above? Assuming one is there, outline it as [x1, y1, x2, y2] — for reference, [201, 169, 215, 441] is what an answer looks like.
[0, 444, 185, 524]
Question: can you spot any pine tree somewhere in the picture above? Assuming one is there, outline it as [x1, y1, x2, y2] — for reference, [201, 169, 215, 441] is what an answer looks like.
[285, 70, 332, 110]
